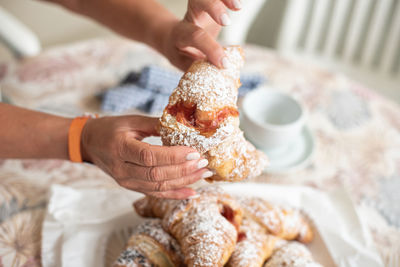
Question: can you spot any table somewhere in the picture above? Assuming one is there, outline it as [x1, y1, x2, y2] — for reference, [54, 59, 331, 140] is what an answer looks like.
[0, 38, 399, 267]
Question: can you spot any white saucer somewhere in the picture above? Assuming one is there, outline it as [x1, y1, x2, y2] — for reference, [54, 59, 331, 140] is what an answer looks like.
[244, 126, 315, 174]
[144, 123, 315, 174]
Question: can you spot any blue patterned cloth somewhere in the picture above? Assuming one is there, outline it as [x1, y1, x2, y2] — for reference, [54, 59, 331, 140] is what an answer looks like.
[101, 65, 265, 114]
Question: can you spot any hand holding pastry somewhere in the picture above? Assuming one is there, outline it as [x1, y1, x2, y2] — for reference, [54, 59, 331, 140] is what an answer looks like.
[160, 0, 242, 70]
[81, 115, 212, 199]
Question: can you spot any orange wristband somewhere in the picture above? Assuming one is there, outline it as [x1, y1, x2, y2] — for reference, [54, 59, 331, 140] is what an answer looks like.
[68, 116, 90, 163]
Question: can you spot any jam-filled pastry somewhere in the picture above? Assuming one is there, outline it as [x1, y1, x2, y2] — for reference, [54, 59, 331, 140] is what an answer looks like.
[113, 219, 184, 267]
[238, 197, 314, 243]
[226, 216, 280, 267]
[264, 242, 323, 267]
[134, 186, 243, 267]
[159, 46, 268, 182]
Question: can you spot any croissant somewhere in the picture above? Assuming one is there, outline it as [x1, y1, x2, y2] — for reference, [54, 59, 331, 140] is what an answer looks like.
[238, 197, 314, 243]
[264, 242, 323, 267]
[113, 219, 184, 267]
[226, 216, 279, 267]
[134, 186, 243, 267]
[159, 46, 268, 182]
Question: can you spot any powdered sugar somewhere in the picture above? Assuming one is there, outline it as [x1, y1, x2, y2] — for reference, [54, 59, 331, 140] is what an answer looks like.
[133, 219, 183, 261]
[207, 131, 268, 181]
[160, 114, 238, 154]
[264, 242, 323, 267]
[227, 217, 273, 267]
[135, 186, 240, 267]
[113, 247, 154, 267]
[237, 197, 313, 243]
[131, 187, 320, 267]
[113, 219, 183, 267]
[159, 47, 268, 182]
[175, 198, 237, 267]
[168, 47, 244, 111]
[163, 189, 238, 267]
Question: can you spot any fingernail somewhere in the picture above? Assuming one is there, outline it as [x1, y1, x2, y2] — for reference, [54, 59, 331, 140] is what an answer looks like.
[186, 152, 200, 161]
[197, 159, 209, 169]
[233, 0, 242, 9]
[220, 13, 231, 26]
[221, 56, 230, 69]
[185, 188, 197, 197]
[201, 170, 213, 179]
[188, 191, 197, 197]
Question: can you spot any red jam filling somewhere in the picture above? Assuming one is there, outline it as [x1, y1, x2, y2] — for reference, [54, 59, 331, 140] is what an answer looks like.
[237, 232, 247, 242]
[221, 205, 240, 230]
[166, 101, 239, 136]
[221, 205, 242, 241]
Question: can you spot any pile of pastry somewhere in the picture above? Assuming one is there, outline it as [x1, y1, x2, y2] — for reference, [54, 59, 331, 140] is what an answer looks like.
[113, 186, 323, 267]
[112, 46, 323, 266]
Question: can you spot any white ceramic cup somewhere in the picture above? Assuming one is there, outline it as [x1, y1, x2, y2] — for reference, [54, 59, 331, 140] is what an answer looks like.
[241, 87, 306, 150]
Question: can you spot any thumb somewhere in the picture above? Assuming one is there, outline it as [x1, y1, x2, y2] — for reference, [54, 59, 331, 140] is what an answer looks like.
[131, 116, 161, 139]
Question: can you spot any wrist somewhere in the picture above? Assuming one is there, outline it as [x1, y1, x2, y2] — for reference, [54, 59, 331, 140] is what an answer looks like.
[146, 16, 179, 54]
[68, 115, 97, 163]
[80, 117, 95, 163]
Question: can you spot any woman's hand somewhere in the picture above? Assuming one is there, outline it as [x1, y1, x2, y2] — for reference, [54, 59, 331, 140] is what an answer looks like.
[49, 0, 240, 70]
[81, 115, 212, 199]
[160, 0, 242, 70]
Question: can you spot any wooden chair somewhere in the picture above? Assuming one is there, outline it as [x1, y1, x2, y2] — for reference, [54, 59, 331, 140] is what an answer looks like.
[220, 0, 400, 101]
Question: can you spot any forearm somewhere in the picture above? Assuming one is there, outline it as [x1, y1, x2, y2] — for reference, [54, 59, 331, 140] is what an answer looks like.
[46, 0, 178, 53]
[0, 104, 72, 159]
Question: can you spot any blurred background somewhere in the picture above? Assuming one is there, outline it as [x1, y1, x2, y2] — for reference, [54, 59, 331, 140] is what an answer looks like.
[0, 0, 399, 101]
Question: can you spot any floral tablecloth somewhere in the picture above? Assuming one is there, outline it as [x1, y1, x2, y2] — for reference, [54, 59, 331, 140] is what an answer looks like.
[0, 38, 399, 267]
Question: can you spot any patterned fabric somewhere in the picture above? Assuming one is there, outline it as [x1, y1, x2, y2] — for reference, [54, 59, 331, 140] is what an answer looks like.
[101, 65, 265, 114]
[0, 38, 399, 267]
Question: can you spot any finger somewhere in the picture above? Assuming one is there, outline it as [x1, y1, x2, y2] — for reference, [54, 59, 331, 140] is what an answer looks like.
[188, 0, 231, 26]
[176, 23, 226, 68]
[221, 0, 242, 11]
[118, 168, 211, 192]
[180, 46, 206, 60]
[122, 158, 209, 182]
[173, 48, 205, 71]
[146, 187, 197, 199]
[174, 56, 194, 72]
[123, 139, 200, 166]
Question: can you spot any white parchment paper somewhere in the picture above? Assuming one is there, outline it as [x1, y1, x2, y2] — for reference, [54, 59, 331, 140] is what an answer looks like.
[41, 183, 383, 267]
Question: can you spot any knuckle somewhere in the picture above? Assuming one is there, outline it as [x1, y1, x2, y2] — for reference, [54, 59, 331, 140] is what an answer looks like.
[191, 28, 207, 43]
[149, 191, 165, 199]
[139, 147, 155, 166]
[148, 167, 164, 182]
[209, 0, 222, 10]
[167, 150, 179, 164]
[116, 133, 129, 159]
[177, 164, 190, 178]
[155, 181, 169, 192]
